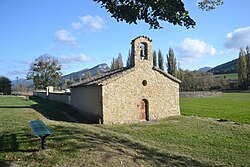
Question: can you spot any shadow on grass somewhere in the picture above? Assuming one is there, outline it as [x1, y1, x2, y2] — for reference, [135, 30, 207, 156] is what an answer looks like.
[50, 125, 215, 167]
[0, 124, 217, 166]
[29, 96, 94, 124]
[0, 160, 16, 167]
[0, 132, 38, 153]
[0, 106, 32, 108]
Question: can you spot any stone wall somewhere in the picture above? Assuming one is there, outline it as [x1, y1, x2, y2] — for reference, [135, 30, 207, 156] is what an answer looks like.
[70, 86, 102, 122]
[49, 92, 71, 105]
[100, 36, 180, 124]
[69, 36, 180, 124]
[33, 91, 47, 99]
[131, 36, 153, 69]
[33, 91, 71, 105]
[102, 66, 180, 124]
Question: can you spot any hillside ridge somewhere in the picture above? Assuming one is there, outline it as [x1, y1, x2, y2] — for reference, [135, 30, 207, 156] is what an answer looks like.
[208, 59, 237, 74]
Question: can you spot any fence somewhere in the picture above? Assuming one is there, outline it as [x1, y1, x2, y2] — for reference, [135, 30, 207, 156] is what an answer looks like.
[33, 91, 71, 105]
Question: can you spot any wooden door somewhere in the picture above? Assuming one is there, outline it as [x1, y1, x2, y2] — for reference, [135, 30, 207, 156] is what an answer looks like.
[140, 100, 146, 120]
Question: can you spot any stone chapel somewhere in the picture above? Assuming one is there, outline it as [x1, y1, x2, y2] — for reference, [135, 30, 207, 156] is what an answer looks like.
[70, 36, 181, 124]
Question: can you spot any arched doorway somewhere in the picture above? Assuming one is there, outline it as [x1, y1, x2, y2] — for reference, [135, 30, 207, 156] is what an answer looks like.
[140, 99, 149, 121]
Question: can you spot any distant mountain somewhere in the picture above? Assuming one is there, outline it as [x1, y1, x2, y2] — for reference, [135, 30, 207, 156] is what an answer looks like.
[12, 78, 33, 87]
[208, 59, 237, 74]
[60, 63, 110, 82]
[11, 63, 110, 88]
[197, 67, 212, 72]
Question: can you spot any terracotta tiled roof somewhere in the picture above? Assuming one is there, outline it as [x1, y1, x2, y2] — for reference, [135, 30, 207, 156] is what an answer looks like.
[70, 67, 135, 87]
[70, 66, 181, 88]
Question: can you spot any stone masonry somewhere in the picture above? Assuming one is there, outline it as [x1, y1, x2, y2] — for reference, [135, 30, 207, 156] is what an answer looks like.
[70, 36, 181, 124]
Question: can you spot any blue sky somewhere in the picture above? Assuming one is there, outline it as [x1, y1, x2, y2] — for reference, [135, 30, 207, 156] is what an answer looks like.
[1, 0, 250, 80]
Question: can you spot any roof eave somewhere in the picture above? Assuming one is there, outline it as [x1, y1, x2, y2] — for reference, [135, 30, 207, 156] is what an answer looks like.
[152, 67, 181, 84]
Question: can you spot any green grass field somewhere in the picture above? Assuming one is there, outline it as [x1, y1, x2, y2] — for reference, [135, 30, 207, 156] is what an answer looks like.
[216, 73, 238, 79]
[0, 94, 249, 166]
[180, 93, 250, 124]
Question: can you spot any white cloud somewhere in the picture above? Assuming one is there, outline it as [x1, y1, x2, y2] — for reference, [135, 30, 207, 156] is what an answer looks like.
[72, 22, 81, 30]
[224, 26, 250, 50]
[54, 29, 76, 45]
[75, 15, 108, 32]
[175, 38, 217, 63]
[57, 54, 91, 64]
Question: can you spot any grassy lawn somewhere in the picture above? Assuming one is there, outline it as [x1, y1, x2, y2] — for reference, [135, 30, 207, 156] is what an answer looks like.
[216, 73, 238, 79]
[0, 95, 249, 166]
[180, 93, 250, 124]
[106, 117, 250, 167]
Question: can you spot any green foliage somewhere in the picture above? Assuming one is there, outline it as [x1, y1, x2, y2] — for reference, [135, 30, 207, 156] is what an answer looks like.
[117, 53, 123, 68]
[111, 58, 117, 70]
[111, 53, 124, 70]
[198, 0, 223, 11]
[93, 0, 223, 29]
[246, 47, 250, 87]
[237, 47, 249, 89]
[209, 59, 237, 74]
[152, 50, 157, 67]
[0, 76, 12, 95]
[126, 49, 134, 68]
[27, 54, 62, 90]
[166, 47, 177, 77]
[158, 50, 164, 71]
[178, 70, 229, 91]
[93, 0, 196, 29]
[180, 93, 250, 124]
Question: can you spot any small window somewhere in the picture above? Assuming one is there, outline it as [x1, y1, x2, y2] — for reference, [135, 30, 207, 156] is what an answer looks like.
[142, 80, 147, 86]
[140, 43, 148, 60]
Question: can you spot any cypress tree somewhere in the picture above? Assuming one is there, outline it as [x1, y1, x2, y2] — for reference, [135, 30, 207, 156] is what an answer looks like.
[117, 53, 124, 68]
[158, 50, 164, 71]
[126, 49, 134, 67]
[111, 53, 124, 70]
[237, 48, 247, 88]
[153, 50, 157, 67]
[245, 46, 250, 88]
[111, 58, 117, 70]
[167, 47, 177, 77]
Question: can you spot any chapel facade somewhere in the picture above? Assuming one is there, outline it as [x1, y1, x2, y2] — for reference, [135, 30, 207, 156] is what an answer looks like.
[70, 36, 181, 124]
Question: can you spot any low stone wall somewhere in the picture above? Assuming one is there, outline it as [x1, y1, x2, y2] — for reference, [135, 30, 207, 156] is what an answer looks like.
[180, 91, 222, 98]
[33, 91, 47, 99]
[49, 92, 71, 105]
[33, 91, 71, 105]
